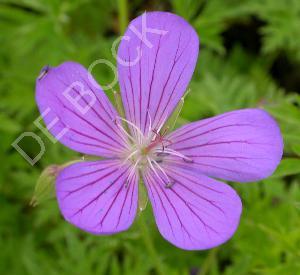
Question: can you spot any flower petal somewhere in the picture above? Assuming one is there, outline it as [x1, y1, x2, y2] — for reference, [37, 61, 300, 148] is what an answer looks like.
[167, 109, 283, 182]
[142, 165, 242, 250]
[56, 160, 138, 234]
[118, 11, 199, 135]
[36, 62, 128, 157]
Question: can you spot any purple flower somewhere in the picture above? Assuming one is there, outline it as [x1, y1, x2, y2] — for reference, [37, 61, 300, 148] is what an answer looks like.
[35, 12, 283, 250]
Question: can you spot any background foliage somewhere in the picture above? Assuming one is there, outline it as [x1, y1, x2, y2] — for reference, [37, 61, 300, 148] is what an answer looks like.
[1, 0, 300, 274]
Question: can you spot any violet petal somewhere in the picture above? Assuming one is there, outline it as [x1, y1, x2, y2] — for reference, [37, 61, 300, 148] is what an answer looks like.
[167, 109, 283, 182]
[35, 61, 128, 157]
[142, 165, 242, 250]
[118, 11, 199, 135]
[56, 160, 138, 234]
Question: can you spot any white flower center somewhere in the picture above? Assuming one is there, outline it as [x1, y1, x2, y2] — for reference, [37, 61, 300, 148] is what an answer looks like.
[114, 116, 192, 188]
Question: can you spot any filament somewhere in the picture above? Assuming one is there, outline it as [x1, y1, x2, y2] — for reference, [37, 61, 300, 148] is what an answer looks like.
[121, 149, 139, 165]
[125, 156, 142, 187]
[154, 147, 193, 163]
[115, 119, 136, 145]
[147, 109, 153, 139]
[147, 157, 172, 188]
[116, 116, 144, 144]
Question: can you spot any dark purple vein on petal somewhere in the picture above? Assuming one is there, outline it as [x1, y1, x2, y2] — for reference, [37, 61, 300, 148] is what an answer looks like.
[152, 32, 192, 126]
[186, 155, 270, 161]
[167, 174, 226, 217]
[151, 172, 196, 243]
[166, 185, 219, 237]
[168, 113, 236, 140]
[145, 172, 176, 239]
[98, 179, 127, 228]
[121, 77, 134, 125]
[173, 140, 270, 151]
[70, 166, 130, 219]
[173, 124, 254, 145]
[155, 60, 190, 128]
[164, 166, 223, 194]
[80, 77, 116, 121]
[165, 159, 244, 175]
[152, 32, 182, 124]
[155, 170, 220, 235]
[138, 40, 143, 132]
[55, 95, 124, 148]
[127, 48, 137, 128]
[116, 173, 136, 228]
[62, 167, 120, 199]
[128, 175, 136, 215]
[56, 112, 121, 153]
[143, 34, 163, 132]
[69, 138, 121, 154]
[60, 80, 127, 147]
[62, 161, 120, 181]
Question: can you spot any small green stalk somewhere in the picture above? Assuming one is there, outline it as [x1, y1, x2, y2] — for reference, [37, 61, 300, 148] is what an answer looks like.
[118, 0, 128, 35]
[113, 90, 126, 118]
[138, 179, 149, 212]
[161, 89, 190, 134]
[138, 213, 166, 275]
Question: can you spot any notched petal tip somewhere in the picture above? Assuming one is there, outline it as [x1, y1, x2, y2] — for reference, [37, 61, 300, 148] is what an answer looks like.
[143, 165, 242, 250]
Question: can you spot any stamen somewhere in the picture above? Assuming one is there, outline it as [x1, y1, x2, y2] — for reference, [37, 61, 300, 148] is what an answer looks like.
[109, 119, 132, 149]
[156, 152, 169, 157]
[125, 156, 141, 188]
[116, 116, 144, 144]
[114, 119, 136, 145]
[151, 129, 159, 140]
[156, 113, 169, 134]
[121, 149, 139, 165]
[169, 96, 185, 131]
[155, 158, 163, 164]
[148, 157, 174, 189]
[183, 158, 194, 163]
[165, 181, 175, 188]
[159, 89, 189, 134]
[147, 109, 152, 138]
[151, 158, 171, 183]
[147, 113, 168, 142]
[147, 157, 169, 188]
[147, 157, 162, 182]
[154, 148, 193, 163]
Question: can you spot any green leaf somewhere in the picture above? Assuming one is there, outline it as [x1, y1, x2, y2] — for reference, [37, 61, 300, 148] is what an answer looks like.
[291, 144, 300, 156]
[271, 158, 300, 178]
[0, 113, 22, 133]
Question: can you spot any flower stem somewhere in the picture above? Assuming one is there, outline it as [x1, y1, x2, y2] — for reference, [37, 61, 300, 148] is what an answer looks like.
[118, 0, 128, 34]
[200, 248, 219, 275]
[138, 214, 165, 275]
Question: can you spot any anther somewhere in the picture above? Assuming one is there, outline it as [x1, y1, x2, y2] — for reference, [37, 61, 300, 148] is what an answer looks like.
[152, 158, 163, 164]
[183, 157, 194, 163]
[156, 152, 169, 157]
[124, 181, 129, 188]
[165, 181, 175, 189]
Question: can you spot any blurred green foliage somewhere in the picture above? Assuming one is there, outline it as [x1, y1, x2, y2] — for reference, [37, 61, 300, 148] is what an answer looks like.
[1, 0, 300, 274]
